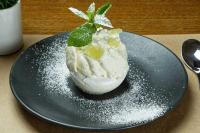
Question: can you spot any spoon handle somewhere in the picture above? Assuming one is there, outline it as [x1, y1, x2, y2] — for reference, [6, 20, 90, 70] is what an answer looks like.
[197, 73, 200, 84]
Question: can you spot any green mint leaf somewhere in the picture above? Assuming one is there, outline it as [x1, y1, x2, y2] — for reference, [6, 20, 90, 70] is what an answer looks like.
[87, 3, 95, 23]
[87, 2, 95, 13]
[80, 23, 97, 33]
[68, 7, 88, 20]
[67, 27, 92, 47]
[94, 15, 113, 28]
[67, 23, 97, 47]
[96, 3, 112, 15]
[87, 12, 94, 23]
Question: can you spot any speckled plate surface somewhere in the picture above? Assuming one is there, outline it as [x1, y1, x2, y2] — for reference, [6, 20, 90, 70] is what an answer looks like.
[10, 32, 188, 131]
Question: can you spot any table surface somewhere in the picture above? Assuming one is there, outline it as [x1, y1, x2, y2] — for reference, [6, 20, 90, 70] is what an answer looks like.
[22, 0, 200, 35]
[0, 34, 200, 133]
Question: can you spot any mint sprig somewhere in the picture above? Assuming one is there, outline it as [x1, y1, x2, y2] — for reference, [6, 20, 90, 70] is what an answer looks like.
[96, 2, 112, 15]
[67, 2, 113, 47]
[68, 23, 96, 47]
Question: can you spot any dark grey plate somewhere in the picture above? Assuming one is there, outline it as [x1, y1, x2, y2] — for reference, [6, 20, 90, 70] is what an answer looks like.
[10, 32, 188, 131]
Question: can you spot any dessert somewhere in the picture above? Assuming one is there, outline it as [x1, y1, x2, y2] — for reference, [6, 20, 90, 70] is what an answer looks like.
[66, 2, 129, 94]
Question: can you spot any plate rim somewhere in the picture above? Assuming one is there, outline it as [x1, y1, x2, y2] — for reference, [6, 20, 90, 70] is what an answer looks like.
[9, 32, 188, 131]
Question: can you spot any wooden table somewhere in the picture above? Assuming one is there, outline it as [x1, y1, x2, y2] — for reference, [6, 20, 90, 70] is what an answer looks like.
[0, 34, 200, 133]
[22, 0, 200, 35]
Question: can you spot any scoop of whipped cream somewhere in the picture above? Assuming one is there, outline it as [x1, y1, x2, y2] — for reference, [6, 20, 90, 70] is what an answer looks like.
[66, 29, 129, 95]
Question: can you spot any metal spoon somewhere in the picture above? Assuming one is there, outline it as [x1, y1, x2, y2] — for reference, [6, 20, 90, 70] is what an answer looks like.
[182, 39, 200, 81]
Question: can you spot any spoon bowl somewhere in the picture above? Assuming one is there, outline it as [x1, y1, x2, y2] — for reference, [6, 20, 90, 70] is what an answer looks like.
[182, 39, 200, 79]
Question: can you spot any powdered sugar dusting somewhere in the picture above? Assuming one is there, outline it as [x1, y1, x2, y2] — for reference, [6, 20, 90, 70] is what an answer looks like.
[29, 38, 71, 95]
[28, 34, 168, 128]
[110, 102, 166, 124]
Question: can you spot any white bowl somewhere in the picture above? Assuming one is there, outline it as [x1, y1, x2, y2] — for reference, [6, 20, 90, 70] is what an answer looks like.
[0, 0, 23, 55]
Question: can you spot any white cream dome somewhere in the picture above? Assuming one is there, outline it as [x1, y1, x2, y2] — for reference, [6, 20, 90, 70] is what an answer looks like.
[66, 29, 129, 95]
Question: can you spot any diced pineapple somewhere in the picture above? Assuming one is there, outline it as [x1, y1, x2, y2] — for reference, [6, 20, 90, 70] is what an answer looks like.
[107, 38, 120, 48]
[83, 45, 104, 59]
